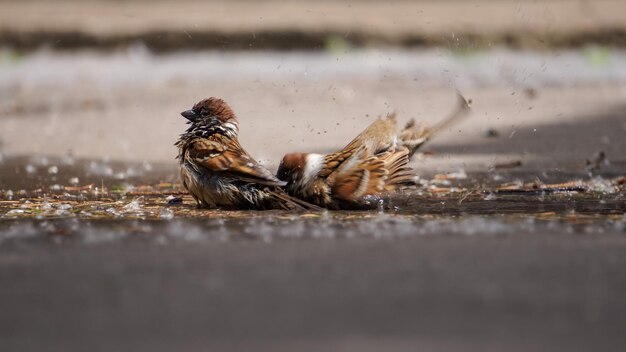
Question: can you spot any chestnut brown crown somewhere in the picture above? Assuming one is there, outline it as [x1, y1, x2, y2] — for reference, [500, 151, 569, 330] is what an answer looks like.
[181, 97, 237, 123]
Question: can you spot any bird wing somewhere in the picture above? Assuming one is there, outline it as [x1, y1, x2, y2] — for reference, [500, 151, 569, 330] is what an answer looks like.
[186, 135, 285, 187]
[330, 155, 389, 201]
[399, 91, 470, 158]
[378, 148, 417, 191]
[319, 113, 399, 179]
[318, 144, 364, 178]
[330, 147, 417, 201]
[341, 113, 398, 155]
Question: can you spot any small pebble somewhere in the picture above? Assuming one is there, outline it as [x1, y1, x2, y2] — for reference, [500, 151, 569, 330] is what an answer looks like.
[167, 196, 183, 205]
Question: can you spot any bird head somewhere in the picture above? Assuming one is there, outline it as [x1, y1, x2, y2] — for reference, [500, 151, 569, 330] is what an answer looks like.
[181, 97, 239, 135]
[277, 153, 308, 186]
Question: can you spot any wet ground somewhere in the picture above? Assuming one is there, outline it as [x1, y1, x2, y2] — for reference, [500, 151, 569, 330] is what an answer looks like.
[1, 156, 625, 351]
[1, 47, 626, 350]
[2, 214, 626, 352]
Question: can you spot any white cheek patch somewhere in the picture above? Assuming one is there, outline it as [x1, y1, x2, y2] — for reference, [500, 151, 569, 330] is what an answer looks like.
[302, 154, 324, 185]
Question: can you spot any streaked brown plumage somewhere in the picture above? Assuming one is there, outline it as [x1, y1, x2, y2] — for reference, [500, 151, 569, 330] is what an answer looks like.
[340, 112, 399, 156]
[277, 115, 415, 209]
[277, 92, 470, 209]
[176, 97, 319, 210]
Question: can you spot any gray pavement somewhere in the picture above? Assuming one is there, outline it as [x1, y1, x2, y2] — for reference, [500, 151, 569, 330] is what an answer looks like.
[1, 219, 626, 352]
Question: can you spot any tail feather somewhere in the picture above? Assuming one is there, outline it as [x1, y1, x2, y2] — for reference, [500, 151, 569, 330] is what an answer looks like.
[379, 149, 417, 191]
[400, 91, 470, 158]
[265, 188, 323, 211]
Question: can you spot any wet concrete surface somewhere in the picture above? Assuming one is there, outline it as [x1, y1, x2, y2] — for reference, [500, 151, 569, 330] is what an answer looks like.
[1, 217, 626, 352]
[0, 156, 624, 351]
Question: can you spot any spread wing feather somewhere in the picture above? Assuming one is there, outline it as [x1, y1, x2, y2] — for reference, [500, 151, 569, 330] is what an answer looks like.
[330, 147, 417, 201]
[378, 149, 417, 191]
[319, 144, 364, 178]
[399, 92, 470, 158]
[331, 156, 388, 201]
[341, 113, 398, 155]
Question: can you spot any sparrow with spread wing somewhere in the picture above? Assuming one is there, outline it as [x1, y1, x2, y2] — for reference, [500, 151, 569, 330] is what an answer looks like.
[175, 97, 319, 210]
[276, 115, 414, 209]
[276, 93, 470, 209]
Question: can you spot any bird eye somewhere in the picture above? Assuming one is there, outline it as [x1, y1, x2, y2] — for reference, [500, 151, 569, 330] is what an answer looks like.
[201, 110, 209, 117]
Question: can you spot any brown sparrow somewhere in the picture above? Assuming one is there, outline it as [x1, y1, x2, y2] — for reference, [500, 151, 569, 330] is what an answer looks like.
[276, 115, 415, 209]
[276, 92, 470, 209]
[176, 97, 318, 210]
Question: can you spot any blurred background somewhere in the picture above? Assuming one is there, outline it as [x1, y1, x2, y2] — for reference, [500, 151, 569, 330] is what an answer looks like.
[1, 1, 626, 352]
[1, 0, 625, 183]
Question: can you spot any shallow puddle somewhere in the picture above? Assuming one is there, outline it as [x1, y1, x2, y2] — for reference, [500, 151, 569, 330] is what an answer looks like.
[0, 156, 624, 246]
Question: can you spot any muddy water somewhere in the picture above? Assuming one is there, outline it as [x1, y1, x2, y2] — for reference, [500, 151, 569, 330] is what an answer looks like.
[1, 155, 624, 235]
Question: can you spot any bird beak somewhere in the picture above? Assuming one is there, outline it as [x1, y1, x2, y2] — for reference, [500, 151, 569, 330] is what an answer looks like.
[181, 110, 198, 121]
